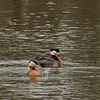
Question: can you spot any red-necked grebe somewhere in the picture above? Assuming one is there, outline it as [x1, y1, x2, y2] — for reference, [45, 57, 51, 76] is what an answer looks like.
[34, 49, 63, 67]
[27, 60, 42, 77]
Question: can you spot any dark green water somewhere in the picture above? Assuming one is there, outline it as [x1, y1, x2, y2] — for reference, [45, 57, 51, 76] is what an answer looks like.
[0, 0, 100, 100]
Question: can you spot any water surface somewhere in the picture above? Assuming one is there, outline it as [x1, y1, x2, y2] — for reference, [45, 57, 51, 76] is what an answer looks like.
[0, 0, 100, 100]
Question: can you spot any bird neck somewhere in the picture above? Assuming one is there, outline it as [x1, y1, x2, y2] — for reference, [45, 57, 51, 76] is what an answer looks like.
[50, 52, 63, 66]
[29, 66, 36, 71]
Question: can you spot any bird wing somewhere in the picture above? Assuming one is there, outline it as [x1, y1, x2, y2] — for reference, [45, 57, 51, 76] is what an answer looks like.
[34, 57, 55, 67]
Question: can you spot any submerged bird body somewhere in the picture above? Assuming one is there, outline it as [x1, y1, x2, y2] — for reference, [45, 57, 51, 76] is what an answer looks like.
[28, 68, 41, 77]
[34, 49, 63, 67]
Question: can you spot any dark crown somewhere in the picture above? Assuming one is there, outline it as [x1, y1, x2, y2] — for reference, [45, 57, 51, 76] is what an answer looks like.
[50, 48, 60, 52]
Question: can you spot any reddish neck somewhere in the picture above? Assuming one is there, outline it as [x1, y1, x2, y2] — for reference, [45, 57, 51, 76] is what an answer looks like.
[50, 52, 63, 66]
[30, 66, 36, 71]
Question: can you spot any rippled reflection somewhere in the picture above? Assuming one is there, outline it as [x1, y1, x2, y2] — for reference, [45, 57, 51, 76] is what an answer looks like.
[0, 0, 100, 100]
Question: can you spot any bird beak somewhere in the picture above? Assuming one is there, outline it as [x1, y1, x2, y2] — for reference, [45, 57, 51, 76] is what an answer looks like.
[57, 52, 60, 54]
[36, 64, 41, 68]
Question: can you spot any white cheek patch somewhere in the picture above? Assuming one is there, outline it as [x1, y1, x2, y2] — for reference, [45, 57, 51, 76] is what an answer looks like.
[29, 61, 35, 67]
[51, 51, 57, 55]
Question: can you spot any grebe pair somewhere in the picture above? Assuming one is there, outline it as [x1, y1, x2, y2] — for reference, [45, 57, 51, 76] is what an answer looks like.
[28, 49, 62, 77]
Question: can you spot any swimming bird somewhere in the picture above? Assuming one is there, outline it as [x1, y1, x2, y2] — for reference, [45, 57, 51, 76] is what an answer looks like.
[27, 60, 42, 77]
[34, 48, 63, 67]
